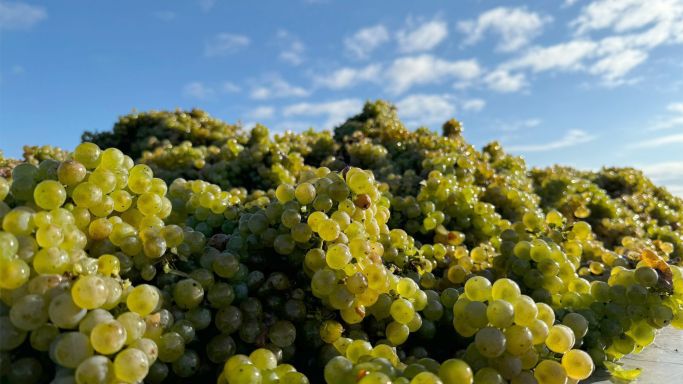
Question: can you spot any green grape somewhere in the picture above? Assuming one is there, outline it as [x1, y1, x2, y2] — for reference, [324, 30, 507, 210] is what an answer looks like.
[533, 359, 567, 384]
[473, 367, 504, 384]
[491, 278, 521, 302]
[326, 244, 352, 270]
[545, 325, 575, 354]
[250, 348, 278, 370]
[75, 355, 114, 384]
[513, 296, 538, 326]
[487, 300, 514, 328]
[0, 316, 27, 351]
[390, 298, 415, 324]
[438, 358, 473, 384]
[561, 349, 593, 380]
[474, 327, 506, 358]
[57, 160, 87, 186]
[34, 180, 67, 210]
[173, 278, 204, 309]
[410, 371, 443, 384]
[51, 331, 93, 368]
[504, 325, 533, 356]
[0, 257, 30, 289]
[295, 182, 316, 205]
[72, 182, 103, 208]
[73, 142, 101, 169]
[465, 276, 491, 302]
[127, 284, 160, 316]
[90, 320, 127, 355]
[114, 348, 149, 383]
[562, 313, 588, 339]
[71, 275, 108, 309]
[79, 308, 114, 335]
[49, 293, 87, 329]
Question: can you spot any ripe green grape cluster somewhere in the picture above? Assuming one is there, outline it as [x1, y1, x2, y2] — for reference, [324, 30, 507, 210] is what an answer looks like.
[1, 99, 682, 384]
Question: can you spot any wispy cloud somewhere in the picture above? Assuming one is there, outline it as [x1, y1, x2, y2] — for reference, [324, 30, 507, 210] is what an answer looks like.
[314, 64, 381, 90]
[386, 54, 481, 94]
[396, 19, 448, 53]
[0, 1, 47, 30]
[222, 82, 240, 93]
[462, 98, 486, 112]
[498, 118, 542, 132]
[277, 30, 305, 65]
[183, 82, 214, 99]
[650, 102, 683, 130]
[245, 106, 275, 120]
[458, 7, 551, 52]
[396, 94, 457, 127]
[484, 69, 527, 93]
[344, 25, 390, 59]
[629, 133, 683, 148]
[504, 40, 597, 73]
[250, 76, 310, 100]
[507, 129, 595, 152]
[640, 161, 683, 197]
[283, 99, 362, 128]
[205, 33, 250, 57]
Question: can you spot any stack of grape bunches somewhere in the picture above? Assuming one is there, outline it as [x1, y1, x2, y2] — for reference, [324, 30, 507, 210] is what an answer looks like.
[1, 100, 682, 384]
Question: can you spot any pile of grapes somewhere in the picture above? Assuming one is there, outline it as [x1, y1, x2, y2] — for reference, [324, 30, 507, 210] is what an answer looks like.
[1, 100, 682, 384]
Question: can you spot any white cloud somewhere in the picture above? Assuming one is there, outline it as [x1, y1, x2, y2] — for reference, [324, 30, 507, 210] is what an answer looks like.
[344, 25, 390, 59]
[222, 82, 240, 93]
[250, 76, 310, 100]
[640, 161, 683, 196]
[0, 1, 46, 30]
[396, 19, 449, 53]
[386, 54, 481, 94]
[246, 106, 275, 120]
[507, 129, 596, 152]
[629, 133, 683, 148]
[458, 7, 551, 52]
[314, 64, 381, 90]
[153, 11, 176, 21]
[564, 0, 581, 7]
[484, 69, 527, 92]
[462, 98, 486, 112]
[277, 30, 305, 65]
[183, 82, 214, 99]
[283, 99, 362, 128]
[504, 40, 598, 73]
[498, 118, 542, 132]
[669, 102, 683, 114]
[271, 120, 315, 133]
[204, 33, 250, 57]
[571, 0, 683, 37]
[397, 94, 457, 127]
[588, 48, 648, 84]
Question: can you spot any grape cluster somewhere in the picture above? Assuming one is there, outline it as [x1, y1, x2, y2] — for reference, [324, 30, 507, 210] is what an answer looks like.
[1, 99, 682, 384]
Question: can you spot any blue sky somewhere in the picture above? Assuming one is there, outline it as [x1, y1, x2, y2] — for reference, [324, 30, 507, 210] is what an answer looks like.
[1, 0, 682, 195]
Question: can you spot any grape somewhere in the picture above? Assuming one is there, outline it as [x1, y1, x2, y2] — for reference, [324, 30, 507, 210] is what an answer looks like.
[546, 325, 575, 354]
[90, 320, 127, 354]
[114, 348, 149, 383]
[561, 349, 594, 380]
[127, 284, 160, 316]
[1, 103, 682, 383]
[438, 359, 473, 384]
[75, 355, 114, 384]
[51, 332, 93, 368]
[533, 360, 567, 384]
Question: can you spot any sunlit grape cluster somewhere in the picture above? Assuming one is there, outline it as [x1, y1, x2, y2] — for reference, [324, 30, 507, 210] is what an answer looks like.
[1, 99, 682, 384]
